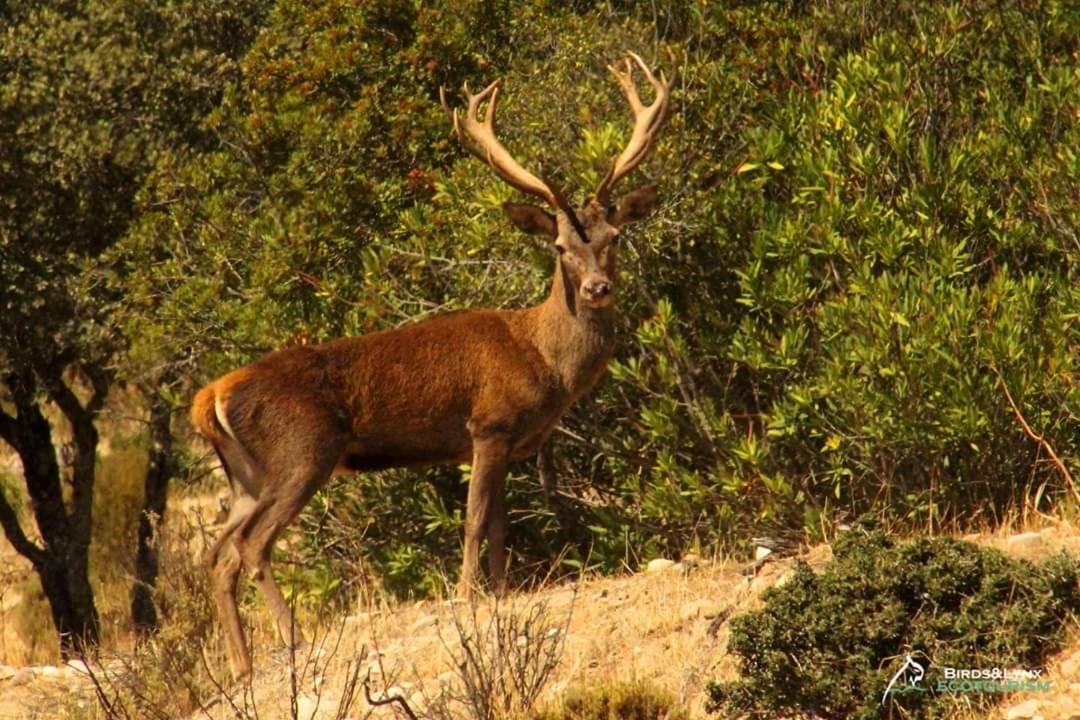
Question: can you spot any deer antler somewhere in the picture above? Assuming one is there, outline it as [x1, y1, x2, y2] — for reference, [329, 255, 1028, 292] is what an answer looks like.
[594, 52, 673, 207]
[441, 80, 557, 208]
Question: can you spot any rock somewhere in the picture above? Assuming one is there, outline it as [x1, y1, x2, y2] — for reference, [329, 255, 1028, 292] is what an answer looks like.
[296, 693, 318, 720]
[1006, 699, 1042, 719]
[10, 668, 34, 686]
[0, 665, 15, 681]
[1055, 695, 1078, 714]
[408, 691, 426, 711]
[38, 665, 64, 679]
[1006, 532, 1044, 557]
[773, 571, 793, 589]
[754, 545, 773, 562]
[646, 558, 676, 574]
[377, 686, 409, 703]
[409, 613, 438, 633]
[679, 600, 722, 622]
[1061, 649, 1080, 677]
[66, 659, 90, 676]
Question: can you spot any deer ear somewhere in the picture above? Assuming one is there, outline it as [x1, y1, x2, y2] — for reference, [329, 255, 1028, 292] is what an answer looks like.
[609, 185, 659, 227]
[503, 202, 557, 237]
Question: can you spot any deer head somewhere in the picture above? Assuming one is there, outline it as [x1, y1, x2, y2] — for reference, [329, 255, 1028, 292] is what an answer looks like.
[441, 52, 673, 310]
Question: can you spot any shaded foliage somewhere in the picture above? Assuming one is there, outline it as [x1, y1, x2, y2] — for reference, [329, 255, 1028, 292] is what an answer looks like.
[0, 0, 270, 650]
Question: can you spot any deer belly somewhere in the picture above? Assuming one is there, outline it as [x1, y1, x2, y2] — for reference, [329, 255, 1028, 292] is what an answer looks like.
[335, 427, 473, 474]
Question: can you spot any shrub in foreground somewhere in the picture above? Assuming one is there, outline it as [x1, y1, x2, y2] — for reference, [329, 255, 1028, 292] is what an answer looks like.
[708, 527, 1080, 719]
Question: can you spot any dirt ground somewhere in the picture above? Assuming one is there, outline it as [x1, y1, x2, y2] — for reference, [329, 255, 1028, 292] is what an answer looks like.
[3, 506, 1080, 719]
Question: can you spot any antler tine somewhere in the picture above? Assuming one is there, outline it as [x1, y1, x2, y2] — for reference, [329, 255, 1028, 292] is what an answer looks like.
[442, 79, 557, 208]
[594, 51, 673, 206]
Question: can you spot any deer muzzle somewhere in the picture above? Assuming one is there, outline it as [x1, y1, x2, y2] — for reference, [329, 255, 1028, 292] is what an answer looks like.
[581, 277, 614, 307]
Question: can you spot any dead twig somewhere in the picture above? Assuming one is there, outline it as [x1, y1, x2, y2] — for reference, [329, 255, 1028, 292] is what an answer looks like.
[364, 670, 419, 720]
[993, 368, 1078, 503]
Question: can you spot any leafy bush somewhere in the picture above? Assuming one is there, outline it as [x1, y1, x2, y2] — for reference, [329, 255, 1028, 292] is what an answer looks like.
[115, 0, 1078, 597]
[707, 526, 1080, 719]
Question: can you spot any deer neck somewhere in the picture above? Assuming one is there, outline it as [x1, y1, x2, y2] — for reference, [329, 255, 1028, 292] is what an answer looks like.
[531, 260, 616, 395]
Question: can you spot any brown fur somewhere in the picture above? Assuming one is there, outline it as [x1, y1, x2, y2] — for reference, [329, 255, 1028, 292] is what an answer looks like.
[191, 193, 657, 677]
[196, 52, 672, 676]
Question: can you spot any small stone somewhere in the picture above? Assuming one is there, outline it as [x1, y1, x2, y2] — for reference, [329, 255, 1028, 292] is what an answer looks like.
[380, 686, 408, 702]
[755, 545, 773, 562]
[679, 600, 721, 622]
[409, 613, 438, 633]
[296, 693, 318, 720]
[646, 558, 676, 573]
[38, 665, 63, 679]
[1061, 650, 1080, 677]
[1006, 532, 1044, 557]
[1006, 699, 1042, 719]
[66, 660, 90, 676]
[1056, 695, 1078, 712]
[0, 665, 15, 680]
[749, 573, 775, 593]
[10, 668, 34, 686]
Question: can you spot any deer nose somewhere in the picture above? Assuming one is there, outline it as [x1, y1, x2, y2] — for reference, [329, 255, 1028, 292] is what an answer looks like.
[583, 280, 612, 299]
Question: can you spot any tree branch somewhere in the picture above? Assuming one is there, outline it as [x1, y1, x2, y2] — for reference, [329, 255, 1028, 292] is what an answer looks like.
[0, 406, 21, 453]
[993, 368, 1078, 503]
[39, 366, 90, 429]
[0, 487, 45, 567]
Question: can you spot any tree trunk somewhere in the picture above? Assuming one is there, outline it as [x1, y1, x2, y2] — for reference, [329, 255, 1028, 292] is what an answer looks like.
[0, 368, 102, 657]
[131, 379, 174, 635]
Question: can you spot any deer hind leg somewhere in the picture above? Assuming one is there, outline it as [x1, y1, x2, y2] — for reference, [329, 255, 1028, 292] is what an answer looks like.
[205, 448, 260, 677]
[486, 470, 509, 595]
[233, 447, 339, 651]
[458, 433, 511, 598]
[211, 542, 248, 676]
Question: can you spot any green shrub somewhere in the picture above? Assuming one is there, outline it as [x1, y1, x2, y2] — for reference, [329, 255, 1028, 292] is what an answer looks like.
[537, 680, 688, 720]
[120, 0, 1078, 596]
[707, 526, 1080, 719]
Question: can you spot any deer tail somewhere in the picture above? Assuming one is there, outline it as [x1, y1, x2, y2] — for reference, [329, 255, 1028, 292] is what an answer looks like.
[191, 382, 230, 447]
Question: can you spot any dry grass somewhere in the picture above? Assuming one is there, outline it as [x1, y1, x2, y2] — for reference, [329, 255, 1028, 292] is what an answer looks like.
[3, 425, 1080, 720]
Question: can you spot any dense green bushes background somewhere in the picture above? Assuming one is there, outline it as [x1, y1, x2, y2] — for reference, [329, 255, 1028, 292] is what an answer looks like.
[5, 0, 1077, 600]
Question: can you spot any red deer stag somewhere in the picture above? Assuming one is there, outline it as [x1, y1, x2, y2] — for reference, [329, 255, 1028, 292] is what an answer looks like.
[191, 52, 672, 676]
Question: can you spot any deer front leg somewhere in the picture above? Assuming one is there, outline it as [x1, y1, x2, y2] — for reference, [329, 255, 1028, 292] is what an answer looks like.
[458, 433, 511, 598]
